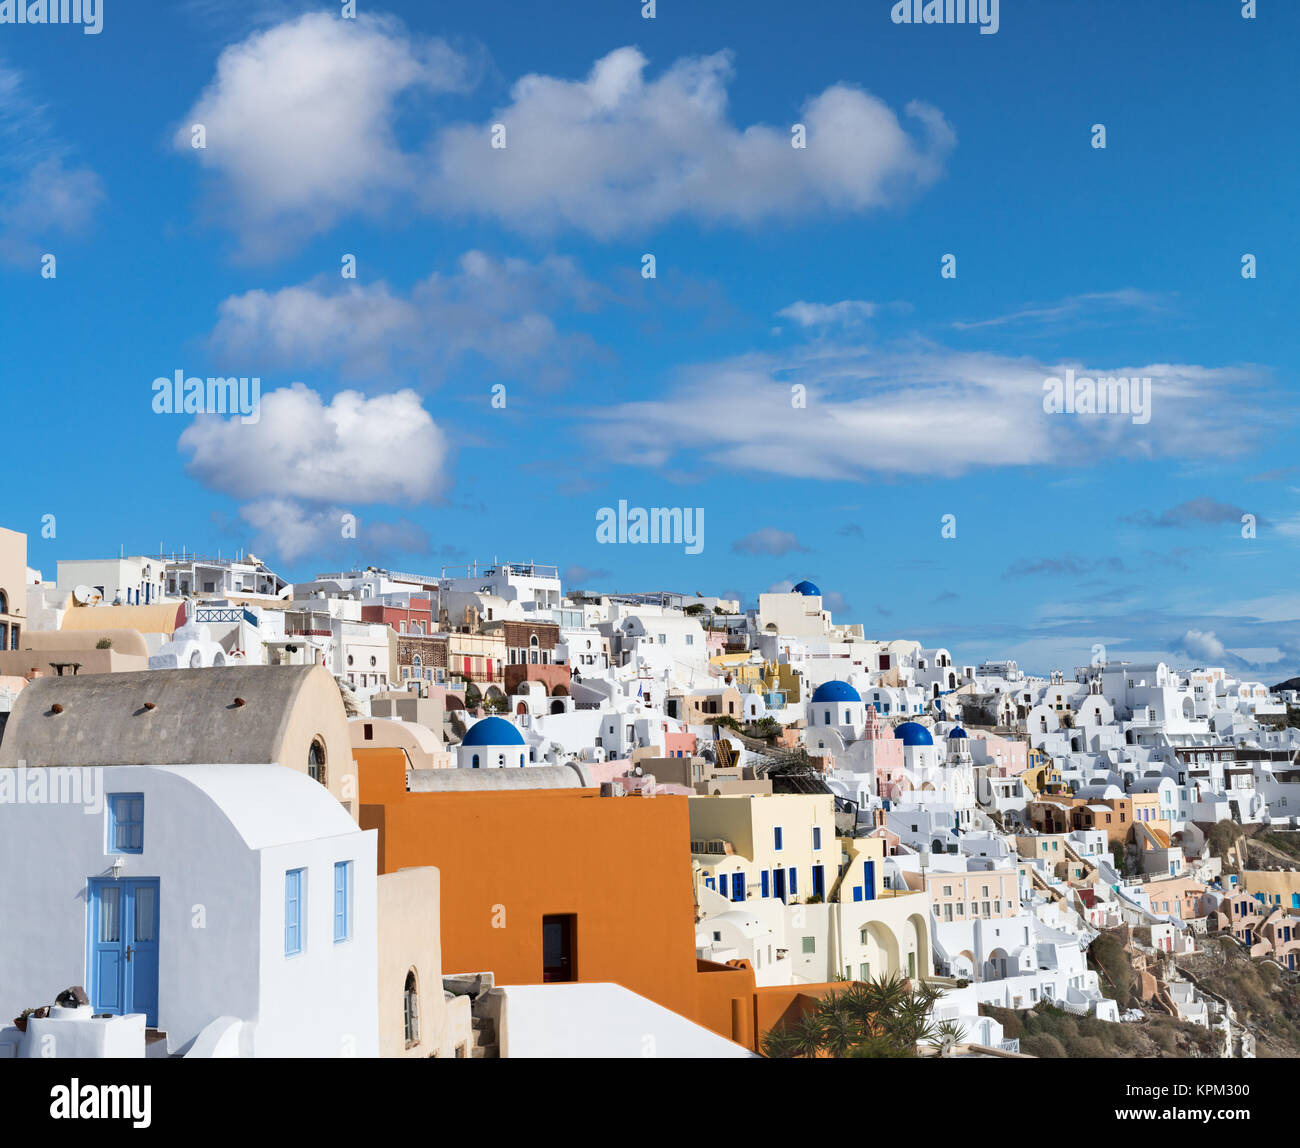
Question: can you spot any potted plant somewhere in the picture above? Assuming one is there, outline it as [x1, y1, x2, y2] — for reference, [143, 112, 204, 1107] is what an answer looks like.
[13, 1006, 48, 1032]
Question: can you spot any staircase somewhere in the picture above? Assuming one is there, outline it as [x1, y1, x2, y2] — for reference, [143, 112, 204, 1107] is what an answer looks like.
[469, 1014, 498, 1059]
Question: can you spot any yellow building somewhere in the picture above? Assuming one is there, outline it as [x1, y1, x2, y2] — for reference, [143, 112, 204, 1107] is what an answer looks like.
[689, 794, 932, 983]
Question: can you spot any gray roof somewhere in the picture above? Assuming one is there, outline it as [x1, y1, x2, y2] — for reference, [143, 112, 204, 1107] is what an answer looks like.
[0, 665, 326, 767]
[407, 763, 592, 792]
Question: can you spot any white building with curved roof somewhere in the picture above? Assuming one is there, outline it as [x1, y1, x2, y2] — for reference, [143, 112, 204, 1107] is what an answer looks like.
[0, 764, 378, 1058]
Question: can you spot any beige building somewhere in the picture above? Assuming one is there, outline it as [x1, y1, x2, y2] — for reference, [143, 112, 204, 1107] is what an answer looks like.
[1240, 868, 1300, 912]
[351, 716, 453, 771]
[0, 663, 360, 819]
[0, 526, 27, 655]
[0, 627, 152, 678]
[377, 866, 472, 1057]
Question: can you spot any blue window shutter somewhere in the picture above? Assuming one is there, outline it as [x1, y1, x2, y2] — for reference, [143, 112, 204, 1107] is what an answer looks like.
[774, 826, 783, 851]
[761, 871, 770, 898]
[334, 862, 350, 942]
[789, 867, 798, 895]
[285, 869, 303, 955]
[107, 793, 144, 854]
[732, 873, 745, 901]
[853, 886, 863, 902]
[813, 826, 821, 851]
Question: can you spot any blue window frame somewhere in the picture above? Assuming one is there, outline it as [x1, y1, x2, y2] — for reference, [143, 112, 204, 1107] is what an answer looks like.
[704, 877, 715, 891]
[812, 826, 822, 851]
[285, 868, 305, 956]
[788, 867, 798, 896]
[774, 826, 783, 852]
[761, 870, 770, 898]
[333, 861, 352, 943]
[107, 793, 144, 854]
[731, 872, 745, 902]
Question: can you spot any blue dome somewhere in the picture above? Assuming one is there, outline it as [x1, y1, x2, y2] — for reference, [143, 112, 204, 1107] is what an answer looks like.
[894, 721, 934, 747]
[947, 727, 968, 739]
[811, 680, 861, 704]
[792, 580, 821, 597]
[462, 716, 526, 747]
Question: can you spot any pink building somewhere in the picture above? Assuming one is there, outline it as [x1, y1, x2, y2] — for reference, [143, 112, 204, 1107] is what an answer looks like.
[970, 732, 1028, 777]
[664, 729, 698, 758]
[858, 706, 906, 799]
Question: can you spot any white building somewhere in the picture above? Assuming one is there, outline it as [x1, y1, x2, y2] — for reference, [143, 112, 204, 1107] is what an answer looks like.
[0, 764, 378, 1058]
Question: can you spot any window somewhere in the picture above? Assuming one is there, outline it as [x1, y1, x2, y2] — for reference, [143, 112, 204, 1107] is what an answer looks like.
[308, 739, 327, 787]
[731, 872, 745, 902]
[812, 826, 822, 851]
[802, 937, 815, 954]
[107, 793, 144, 853]
[761, 871, 770, 898]
[404, 970, 420, 1047]
[774, 826, 783, 851]
[285, 868, 305, 956]
[333, 861, 352, 943]
[789, 868, 798, 896]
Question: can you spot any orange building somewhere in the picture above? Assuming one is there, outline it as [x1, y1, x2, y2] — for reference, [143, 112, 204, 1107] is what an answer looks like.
[357, 748, 837, 1051]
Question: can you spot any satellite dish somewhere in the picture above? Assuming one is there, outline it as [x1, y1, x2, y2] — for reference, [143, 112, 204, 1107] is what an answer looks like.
[72, 585, 101, 606]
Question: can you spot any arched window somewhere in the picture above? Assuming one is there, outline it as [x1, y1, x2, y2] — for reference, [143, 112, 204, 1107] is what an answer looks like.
[0, 589, 7, 614]
[529, 634, 539, 664]
[308, 739, 327, 786]
[471, 754, 480, 768]
[404, 969, 420, 1047]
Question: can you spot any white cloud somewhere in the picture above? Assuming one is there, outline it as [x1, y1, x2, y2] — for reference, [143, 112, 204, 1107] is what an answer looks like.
[429, 48, 954, 235]
[176, 22, 953, 248]
[173, 12, 470, 255]
[207, 251, 599, 382]
[778, 300, 877, 328]
[1178, 628, 1229, 664]
[732, 528, 807, 557]
[0, 66, 102, 263]
[564, 565, 610, 586]
[584, 343, 1272, 479]
[236, 499, 430, 563]
[179, 383, 450, 503]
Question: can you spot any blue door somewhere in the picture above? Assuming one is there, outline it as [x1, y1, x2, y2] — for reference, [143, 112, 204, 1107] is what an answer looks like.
[773, 868, 786, 902]
[89, 878, 160, 1027]
[862, 860, 876, 902]
[812, 864, 825, 900]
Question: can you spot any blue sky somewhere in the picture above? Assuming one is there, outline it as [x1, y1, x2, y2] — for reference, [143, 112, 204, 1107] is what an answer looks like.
[2, 0, 1297, 678]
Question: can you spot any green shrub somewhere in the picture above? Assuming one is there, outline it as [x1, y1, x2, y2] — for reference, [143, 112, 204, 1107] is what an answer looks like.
[1020, 1033, 1067, 1058]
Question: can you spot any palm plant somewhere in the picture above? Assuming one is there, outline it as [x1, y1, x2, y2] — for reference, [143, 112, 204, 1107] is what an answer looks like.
[760, 973, 947, 1058]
